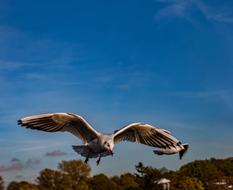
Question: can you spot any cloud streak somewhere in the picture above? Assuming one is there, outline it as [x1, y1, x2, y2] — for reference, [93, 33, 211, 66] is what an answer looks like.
[0, 158, 40, 173]
[154, 0, 233, 24]
[170, 89, 233, 111]
[15, 141, 71, 153]
[45, 150, 68, 157]
[155, 0, 193, 20]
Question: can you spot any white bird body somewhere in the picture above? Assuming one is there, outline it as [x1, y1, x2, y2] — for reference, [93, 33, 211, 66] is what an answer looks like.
[18, 113, 188, 165]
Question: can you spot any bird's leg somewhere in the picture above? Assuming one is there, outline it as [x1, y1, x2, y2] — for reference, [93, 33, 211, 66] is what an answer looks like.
[96, 155, 101, 165]
[85, 146, 90, 164]
[85, 157, 89, 164]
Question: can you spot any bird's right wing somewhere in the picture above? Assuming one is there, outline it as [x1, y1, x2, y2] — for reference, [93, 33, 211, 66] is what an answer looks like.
[112, 123, 182, 149]
[18, 113, 100, 144]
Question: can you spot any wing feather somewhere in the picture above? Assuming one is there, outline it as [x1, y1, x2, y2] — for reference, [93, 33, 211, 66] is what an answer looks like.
[112, 123, 182, 149]
[18, 113, 99, 143]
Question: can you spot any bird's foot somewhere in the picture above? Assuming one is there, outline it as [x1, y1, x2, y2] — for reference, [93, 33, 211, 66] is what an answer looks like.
[96, 157, 101, 165]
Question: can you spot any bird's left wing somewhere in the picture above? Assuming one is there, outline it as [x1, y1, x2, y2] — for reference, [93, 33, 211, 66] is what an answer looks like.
[18, 113, 100, 144]
[112, 123, 182, 149]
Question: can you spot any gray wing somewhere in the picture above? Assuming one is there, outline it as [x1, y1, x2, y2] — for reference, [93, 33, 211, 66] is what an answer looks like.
[112, 123, 182, 149]
[18, 113, 100, 144]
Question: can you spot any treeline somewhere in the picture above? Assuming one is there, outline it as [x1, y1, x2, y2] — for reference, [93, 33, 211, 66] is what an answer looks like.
[1, 157, 233, 190]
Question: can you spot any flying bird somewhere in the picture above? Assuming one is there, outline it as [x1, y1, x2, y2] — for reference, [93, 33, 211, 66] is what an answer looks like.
[18, 113, 188, 165]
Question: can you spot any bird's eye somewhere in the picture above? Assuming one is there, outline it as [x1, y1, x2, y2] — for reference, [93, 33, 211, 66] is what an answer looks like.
[104, 141, 107, 144]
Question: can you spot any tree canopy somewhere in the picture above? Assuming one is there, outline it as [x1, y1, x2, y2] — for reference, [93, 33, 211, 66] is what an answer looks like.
[7, 181, 38, 190]
[2, 157, 233, 190]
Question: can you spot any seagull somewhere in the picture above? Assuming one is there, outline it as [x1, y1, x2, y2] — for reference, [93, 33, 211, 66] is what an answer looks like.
[18, 113, 188, 165]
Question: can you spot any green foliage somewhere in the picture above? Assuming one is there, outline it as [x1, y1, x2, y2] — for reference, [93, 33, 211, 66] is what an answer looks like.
[5, 157, 233, 190]
[135, 162, 162, 190]
[58, 160, 91, 181]
[180, 160, 219, 186]
[170, 176, 204, 190]
[90, 174, 120, 190]
[119, 173, 140, 190]
[58, 160, 91, 189]
[37, 160, 91, 190]
[37, 168, 71, 190]
[7, 181, 38, 190]
[210, 158, 233, 176]
[207, 176, 233, 190]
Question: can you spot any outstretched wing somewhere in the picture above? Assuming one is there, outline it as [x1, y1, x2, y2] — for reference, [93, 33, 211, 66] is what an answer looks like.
[112, 123, 182, 149]
[18, 113, 100, 144]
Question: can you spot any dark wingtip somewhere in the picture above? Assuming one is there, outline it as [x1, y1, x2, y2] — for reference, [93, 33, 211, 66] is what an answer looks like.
[179, 144, 189, 160]
[113, 130, 118, 133]
[17, 119, 22, 125]
[17, 119, 25, 127]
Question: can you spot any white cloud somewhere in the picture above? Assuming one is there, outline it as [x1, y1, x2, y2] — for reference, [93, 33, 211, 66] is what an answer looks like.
[171, 89, 233, 111]
[155, 0, 193, 21]
[195, 0, 233, 24]
[154, 0, 233, 24]
[16, 143, 65, 153]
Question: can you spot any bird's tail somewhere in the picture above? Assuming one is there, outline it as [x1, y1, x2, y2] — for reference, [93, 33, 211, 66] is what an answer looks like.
[72, 145, 89, 157]
[179, 144, 189, 160]
[72, 145, 99, 158]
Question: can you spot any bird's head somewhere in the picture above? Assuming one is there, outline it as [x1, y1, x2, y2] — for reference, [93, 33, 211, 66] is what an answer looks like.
[102, 136, 114, 155]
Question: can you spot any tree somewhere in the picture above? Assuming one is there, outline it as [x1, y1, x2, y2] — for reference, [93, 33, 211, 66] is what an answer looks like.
[5, 158, 233, 190]
[179, 160, 219, 187]
[58, 160, 91, 181]
[135, 162, 162, 190]
[58, 160, 91, 190]
[0, 176, 3, 190]
[7, 181, 38, 190]
[210, 158, 233, 176]
[170, 176, 204, 190]
[37, 160, 91, 190]
[90, 174, 120, 190]
[119, 173, 140, 190]
[208, 175, 233, 190]
[37, 168, 71, 190]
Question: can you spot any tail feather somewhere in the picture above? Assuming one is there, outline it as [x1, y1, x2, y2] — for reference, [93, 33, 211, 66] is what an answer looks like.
[72, 145, 113, 158]
[72, 145, 90, 157]
[72, 145, 100, 158]
[179, 144, 189, 160]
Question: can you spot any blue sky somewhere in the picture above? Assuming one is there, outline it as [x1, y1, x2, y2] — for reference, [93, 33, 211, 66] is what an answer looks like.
[0, 0, 233, 183]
